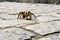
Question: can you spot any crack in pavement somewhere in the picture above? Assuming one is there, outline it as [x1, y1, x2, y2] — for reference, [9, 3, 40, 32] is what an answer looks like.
[0, 24, 60, 40]
[0, 17, 60, 40]
[0, 26, 41, 36]
[32, 31, 60, 40]
[0, 26, 60, 40]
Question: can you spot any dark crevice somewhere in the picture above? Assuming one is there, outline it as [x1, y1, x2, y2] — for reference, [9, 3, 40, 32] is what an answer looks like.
[24, 31, 60, 40]
[43, 31, 60, 37]
[36, 31, 60, 40]
[31, 31, 60, 40]
[24, 36, 35, 40]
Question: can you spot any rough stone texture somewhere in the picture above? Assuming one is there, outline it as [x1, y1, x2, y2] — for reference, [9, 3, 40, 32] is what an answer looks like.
[0, 20, 36, 27]
[0, 28, 36, 40]
[0, 2, 60, 40]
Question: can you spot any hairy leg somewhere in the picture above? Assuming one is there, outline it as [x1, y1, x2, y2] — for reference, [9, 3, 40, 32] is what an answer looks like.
[20, 14, 24, 19]
[30, 15, 31, 20]
[17, 14, 20, 19]
[26, 15, 31, 20]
